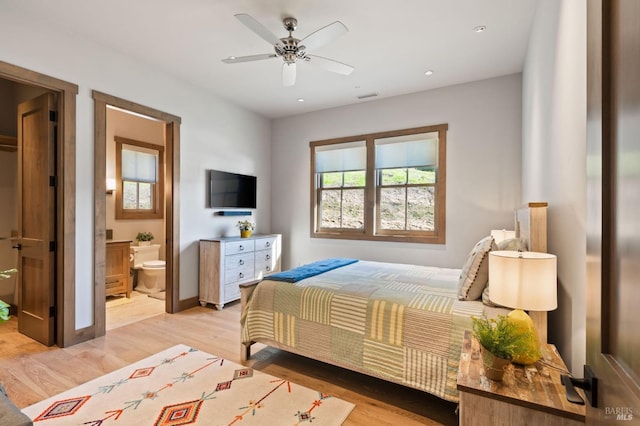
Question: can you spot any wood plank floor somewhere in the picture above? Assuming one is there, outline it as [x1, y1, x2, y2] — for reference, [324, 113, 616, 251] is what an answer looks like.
[0, 301, 458, 425]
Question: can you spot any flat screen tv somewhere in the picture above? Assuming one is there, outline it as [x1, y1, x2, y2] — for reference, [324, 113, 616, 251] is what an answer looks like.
[208, 170, 257, 209]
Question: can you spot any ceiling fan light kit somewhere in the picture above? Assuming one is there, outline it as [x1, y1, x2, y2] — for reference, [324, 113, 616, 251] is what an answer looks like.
[222, 13, 354, 86]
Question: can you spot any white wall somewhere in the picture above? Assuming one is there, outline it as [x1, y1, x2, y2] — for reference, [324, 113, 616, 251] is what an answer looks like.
[272, 74, 523, 270]
[0, 10, 271, 328]
[522, 0, 586, 374]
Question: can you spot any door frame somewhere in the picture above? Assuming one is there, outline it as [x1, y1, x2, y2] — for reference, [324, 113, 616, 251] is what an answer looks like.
[92, 91, 182, 337]
[0, 60, 78, 347]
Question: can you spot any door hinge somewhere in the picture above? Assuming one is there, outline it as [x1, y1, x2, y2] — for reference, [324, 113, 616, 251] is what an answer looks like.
[49, 110, 58, 122]
[49, 241, 56, 252]
[49, 176, 57, 187]
[49, 305, 56, 318]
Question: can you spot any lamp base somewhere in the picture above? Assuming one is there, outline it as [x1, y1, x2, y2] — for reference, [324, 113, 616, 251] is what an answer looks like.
[507, 309, 542, 365]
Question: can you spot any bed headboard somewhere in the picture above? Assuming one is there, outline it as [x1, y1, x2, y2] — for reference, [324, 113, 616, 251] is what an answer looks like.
[514, 201, 549, 343]
[515, 201, 548, 253]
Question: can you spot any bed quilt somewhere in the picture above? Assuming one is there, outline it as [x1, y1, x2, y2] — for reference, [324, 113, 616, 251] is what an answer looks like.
[241, 260, 487, 402]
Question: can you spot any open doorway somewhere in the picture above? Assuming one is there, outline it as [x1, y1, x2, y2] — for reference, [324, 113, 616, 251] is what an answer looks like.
[0, 61, 78, 347]
[93, 91, 181, 337]
[104, 106, 167, 330]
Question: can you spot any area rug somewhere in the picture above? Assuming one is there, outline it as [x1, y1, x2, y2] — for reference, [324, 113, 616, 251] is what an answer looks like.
[22, 344, 355, 425]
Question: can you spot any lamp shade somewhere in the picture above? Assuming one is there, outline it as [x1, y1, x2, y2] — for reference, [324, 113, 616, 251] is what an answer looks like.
[488, 251, 557, 311]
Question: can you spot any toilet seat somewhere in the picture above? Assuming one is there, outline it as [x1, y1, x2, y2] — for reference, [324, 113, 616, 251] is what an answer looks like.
[142, 260, 166, 269]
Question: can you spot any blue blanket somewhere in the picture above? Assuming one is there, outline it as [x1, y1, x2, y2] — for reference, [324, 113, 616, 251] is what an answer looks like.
[267, 258, 359, 283]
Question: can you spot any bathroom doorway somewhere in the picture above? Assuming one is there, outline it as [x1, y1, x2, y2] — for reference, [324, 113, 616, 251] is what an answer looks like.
[93, 91, 181, 337]
[104, 107, 167, 330]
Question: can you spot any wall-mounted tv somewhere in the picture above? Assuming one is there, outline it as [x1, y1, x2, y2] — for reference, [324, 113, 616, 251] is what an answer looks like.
[208, 169, 257, 209]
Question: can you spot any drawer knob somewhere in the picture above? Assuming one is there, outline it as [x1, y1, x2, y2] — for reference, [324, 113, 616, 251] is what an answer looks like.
[265, 242, 271, 248]
[266, 266, 271, 271]
[265, 254, 271, 260]
[239, 259, 244, 265]
[239, 272, 244, 278]
[239, 245, 244, 251]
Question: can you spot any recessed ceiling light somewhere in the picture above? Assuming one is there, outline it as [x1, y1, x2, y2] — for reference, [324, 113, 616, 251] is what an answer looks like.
[297, 98, 305, 102]
[229, 56, 236, 60]
[474, 25, 487, 33]
[424, 70, 434, 76]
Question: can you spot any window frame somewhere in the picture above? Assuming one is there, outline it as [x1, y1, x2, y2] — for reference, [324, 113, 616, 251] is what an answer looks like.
[310, 124, 447, 244]
[115, 136, 164, 220]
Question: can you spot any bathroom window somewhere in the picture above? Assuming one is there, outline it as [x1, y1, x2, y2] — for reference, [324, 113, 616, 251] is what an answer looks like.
[115, 136, 164, 220]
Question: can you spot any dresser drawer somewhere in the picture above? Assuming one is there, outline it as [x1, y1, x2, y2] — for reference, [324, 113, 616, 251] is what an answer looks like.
[223, 265, 254, 285]
[224, 282, 241, 301]
[224, 240, 255, 255]
[225, 253, 254, 272]
[255, 249, 277, 277]
[254, 236, 277, 252]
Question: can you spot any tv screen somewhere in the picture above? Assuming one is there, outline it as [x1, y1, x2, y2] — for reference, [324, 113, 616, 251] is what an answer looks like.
[208, 170, 257, 209]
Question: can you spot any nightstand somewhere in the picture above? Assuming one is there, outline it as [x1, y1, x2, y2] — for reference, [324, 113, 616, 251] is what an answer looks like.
[457, 330, 585, 425]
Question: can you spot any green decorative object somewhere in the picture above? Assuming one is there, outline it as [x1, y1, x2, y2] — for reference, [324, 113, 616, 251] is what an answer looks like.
[472, 314, 539, 380]
[136, 232, 154, 243]
[0, 268, 17, 322]
[0, 299, 9, 322]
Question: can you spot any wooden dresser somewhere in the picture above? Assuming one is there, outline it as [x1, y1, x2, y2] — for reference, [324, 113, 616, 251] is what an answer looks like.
[199, 234, 281, 310]
[105, 240, 132, 298]
[457, 330, 585, 425]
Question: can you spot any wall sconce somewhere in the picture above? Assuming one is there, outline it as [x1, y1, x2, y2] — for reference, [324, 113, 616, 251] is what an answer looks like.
[106, 178, 116, 195]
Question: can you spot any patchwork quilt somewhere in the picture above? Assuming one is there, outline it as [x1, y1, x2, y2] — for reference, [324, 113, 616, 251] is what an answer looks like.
[241, 260, 496, 402]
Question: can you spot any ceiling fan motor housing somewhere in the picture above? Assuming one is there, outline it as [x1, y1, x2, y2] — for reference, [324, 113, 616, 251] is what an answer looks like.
[276, 36, 306, 63]
[283, 17, 297, 32]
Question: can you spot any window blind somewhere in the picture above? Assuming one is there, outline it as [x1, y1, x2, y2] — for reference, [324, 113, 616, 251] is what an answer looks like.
[122, 144, 158, 183]
[375, 132, 438, 169]
[315, 141, 366, 173]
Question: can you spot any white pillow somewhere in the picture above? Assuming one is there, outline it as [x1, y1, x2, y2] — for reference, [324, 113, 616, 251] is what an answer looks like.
[457, 236, 497, 301]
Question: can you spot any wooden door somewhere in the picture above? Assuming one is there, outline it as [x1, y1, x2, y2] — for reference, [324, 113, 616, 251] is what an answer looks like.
[16, 93, 56, 346]
[586, 0, 640, 422]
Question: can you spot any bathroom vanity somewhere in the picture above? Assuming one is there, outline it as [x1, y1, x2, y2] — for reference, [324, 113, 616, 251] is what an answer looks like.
[199, 234, 281, 310]
[105, 240, 132, 298]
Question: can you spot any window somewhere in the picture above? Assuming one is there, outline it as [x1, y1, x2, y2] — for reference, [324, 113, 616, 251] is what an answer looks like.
[115, 136, 164, 220]
[310, 124, 447, 243]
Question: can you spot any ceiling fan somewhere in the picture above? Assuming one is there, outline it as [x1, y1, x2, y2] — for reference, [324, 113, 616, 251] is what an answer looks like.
[222, 14, 354, 87]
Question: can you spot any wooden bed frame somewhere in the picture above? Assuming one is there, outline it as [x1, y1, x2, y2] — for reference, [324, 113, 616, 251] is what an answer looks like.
[240, 202, 549, 362]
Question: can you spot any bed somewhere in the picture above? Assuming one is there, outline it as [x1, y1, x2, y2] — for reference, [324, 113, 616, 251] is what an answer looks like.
[240, 203, 548, 403]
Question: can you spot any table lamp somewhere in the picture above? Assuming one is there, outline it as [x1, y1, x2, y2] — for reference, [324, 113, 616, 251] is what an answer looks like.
[488, 250, 557, 363]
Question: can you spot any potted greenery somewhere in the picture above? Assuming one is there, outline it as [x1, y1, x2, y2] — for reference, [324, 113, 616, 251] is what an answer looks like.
[136, 232, 154, 246]
[471, 314, 538, 380]
[0, 268, 17, 322]
[236, 220, 255, 238]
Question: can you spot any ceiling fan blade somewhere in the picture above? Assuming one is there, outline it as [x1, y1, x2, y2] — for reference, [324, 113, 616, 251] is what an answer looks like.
[300, 21, 348, 52]
[282, 62, 296, 87]
[222, 53, 277, 64]
[235, 14, 284, 48]
[306, 55, 354, 75]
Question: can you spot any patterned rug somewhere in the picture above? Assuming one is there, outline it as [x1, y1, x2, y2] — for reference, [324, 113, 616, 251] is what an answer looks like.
[22, 344, 355, 425]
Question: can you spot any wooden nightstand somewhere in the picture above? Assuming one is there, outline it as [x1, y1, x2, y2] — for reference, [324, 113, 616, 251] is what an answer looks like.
[457, 330, 585, 425]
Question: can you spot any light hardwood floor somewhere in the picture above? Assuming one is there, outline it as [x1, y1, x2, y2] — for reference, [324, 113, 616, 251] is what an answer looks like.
[0, 301, 458, 425]
[105, 290, 165, 331]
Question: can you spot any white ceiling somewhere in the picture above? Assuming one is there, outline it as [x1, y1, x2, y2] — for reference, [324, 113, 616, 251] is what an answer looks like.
[7, 0, 538, 119]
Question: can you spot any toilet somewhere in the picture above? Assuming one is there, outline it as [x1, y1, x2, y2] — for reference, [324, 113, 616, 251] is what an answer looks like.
[130, 244, 166, 294]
